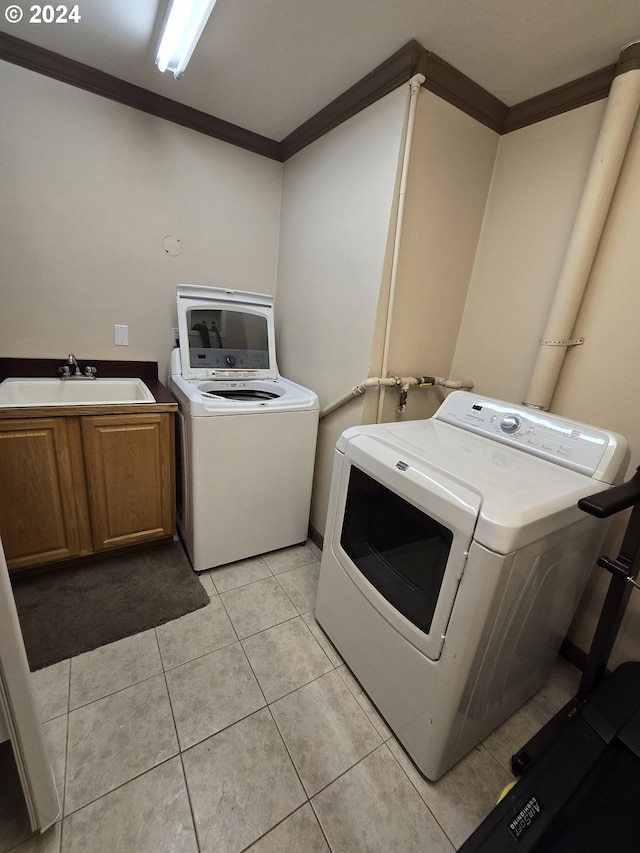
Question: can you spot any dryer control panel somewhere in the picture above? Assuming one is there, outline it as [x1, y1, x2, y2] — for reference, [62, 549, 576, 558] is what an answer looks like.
[435, 392, 627, 483]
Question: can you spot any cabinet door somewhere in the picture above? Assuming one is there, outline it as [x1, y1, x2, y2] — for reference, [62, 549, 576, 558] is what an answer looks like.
[0, 418, 83, 571]
[81, 413, 175, 551]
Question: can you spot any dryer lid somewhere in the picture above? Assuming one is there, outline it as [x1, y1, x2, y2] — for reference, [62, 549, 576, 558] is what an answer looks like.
[176, 284, 279, 381]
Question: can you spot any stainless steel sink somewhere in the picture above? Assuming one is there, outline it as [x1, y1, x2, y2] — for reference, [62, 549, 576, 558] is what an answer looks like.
[0, 377, 155, 407]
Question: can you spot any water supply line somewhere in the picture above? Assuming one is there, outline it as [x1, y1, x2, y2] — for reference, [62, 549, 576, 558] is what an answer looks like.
[319, 374, 474, 419]
[376, 72, 425, 423]
[523, 40, 640, 410]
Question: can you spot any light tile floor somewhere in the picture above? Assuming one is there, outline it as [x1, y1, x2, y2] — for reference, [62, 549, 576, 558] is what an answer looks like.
[1, 541, 581, 853]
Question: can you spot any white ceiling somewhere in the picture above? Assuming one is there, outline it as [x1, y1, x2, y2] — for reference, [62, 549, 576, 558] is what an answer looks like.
[2, 0, 639, 140]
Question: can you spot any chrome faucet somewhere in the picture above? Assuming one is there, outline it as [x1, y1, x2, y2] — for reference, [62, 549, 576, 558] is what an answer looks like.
[68, 353, 81, 376]
[58, 353, 97, 380]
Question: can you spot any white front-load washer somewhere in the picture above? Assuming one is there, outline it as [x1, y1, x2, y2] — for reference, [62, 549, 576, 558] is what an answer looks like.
[315, 391, 628, 780]
[170, 285, 319, 571]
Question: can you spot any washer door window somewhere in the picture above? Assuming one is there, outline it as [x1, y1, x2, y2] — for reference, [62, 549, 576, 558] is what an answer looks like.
[186, 308, 270, 372]
[341, 467, 453, 636]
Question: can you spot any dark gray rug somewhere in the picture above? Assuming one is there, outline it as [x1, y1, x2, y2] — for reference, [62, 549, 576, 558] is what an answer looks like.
[11, 542, 209, 670]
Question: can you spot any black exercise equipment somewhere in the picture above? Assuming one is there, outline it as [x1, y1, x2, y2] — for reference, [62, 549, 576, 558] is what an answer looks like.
[458, 466, 640, 853]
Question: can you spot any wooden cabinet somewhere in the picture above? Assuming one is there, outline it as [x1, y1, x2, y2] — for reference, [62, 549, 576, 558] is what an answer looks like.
[0, 418, 83, 570]
[82, 414, 174, 551]
[0, 412, 175, 573]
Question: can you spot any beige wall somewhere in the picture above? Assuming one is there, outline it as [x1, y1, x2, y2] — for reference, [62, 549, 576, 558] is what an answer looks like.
[275, 86, 409, 535]
[0, 62, 283, 382]
[450, 101, 608, 402]
[275, 86, 408, 400]
[376, 90, 499, 424]
[450, 101, 640, 667]
[275, 86, 501, 537]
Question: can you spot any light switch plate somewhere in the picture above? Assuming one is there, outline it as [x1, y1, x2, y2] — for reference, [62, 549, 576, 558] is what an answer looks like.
[115, 324, 128, 346]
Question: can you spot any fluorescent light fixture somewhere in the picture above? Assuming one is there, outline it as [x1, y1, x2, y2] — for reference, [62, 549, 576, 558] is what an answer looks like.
[156, 0, 218, 78]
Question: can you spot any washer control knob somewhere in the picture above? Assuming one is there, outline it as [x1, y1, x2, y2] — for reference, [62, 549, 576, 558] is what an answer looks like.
[500, 415, 521, 434]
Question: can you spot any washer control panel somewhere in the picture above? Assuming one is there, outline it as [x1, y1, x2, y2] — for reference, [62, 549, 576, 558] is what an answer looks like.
[435, 392, 626, 481]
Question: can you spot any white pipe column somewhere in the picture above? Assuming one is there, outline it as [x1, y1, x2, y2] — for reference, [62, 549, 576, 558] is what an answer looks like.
[376, 73, 425, 422]
[524, 41, 640, 410]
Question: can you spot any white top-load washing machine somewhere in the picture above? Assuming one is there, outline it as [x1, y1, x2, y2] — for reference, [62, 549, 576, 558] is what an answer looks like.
[170, 285, 319, 571]
[315, 391, 628, 780]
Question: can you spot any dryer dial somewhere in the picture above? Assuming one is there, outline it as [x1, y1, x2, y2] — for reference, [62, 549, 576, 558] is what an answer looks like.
[500, 415, 521, 434]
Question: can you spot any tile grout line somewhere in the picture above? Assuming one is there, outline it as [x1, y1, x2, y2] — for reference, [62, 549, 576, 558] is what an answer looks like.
[177, 750, 203, 853]
[262, 703, 316, 844]
[60, 658, 71, 827]
[383, 736, 458, 850]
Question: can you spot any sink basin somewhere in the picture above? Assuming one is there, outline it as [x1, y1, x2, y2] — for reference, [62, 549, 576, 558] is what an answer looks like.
[0, 377, 155, 407]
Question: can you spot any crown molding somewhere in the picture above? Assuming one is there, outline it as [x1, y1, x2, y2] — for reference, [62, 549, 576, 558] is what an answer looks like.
[420, 51, 508, 133]
[1, 31, 631, 161]
[280, 40, 424, 159]
[616, 40, 640, 74]
[0, 32, 281, 160]
[504, 64, 617, 133]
